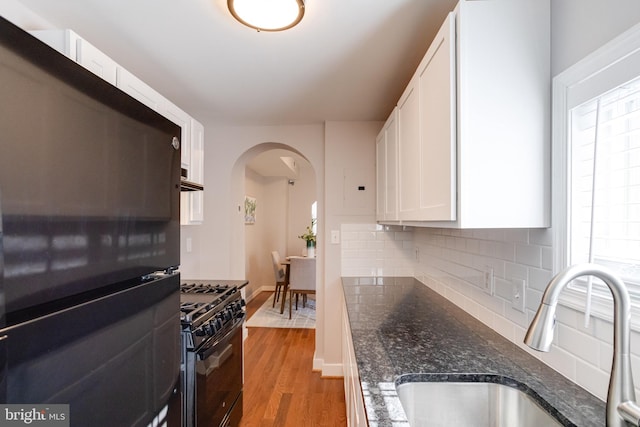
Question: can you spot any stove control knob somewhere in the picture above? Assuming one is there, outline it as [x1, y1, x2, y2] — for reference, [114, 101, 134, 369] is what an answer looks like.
[208, 320, 218, 334]
[203, 323, 213, 336]
[215, 315, 224, 329]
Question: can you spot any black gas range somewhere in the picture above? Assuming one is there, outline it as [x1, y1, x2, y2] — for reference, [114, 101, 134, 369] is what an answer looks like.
[179, 280, 247, 427]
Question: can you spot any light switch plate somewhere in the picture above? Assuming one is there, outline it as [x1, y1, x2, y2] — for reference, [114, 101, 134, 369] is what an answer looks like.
[331, 230, 340, 244]
[511, 278, 526, 312]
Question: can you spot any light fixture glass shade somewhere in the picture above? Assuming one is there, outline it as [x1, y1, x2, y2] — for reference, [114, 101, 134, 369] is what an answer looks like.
[228, 0, 305, 32]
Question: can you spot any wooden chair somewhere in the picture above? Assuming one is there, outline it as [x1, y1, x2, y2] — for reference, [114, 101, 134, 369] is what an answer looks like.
[288, 256, 316, 319]
[271, 251, 287, 307]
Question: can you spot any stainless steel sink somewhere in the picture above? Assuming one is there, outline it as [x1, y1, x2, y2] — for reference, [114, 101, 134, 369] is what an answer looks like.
[395, 380, 563, 427]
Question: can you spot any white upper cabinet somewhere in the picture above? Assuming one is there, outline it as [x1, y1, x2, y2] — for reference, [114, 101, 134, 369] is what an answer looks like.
[397, 12, 456, 222]
[30, 29, 117, 85]
[181, 119, 204, 225]
[452, 0, 550, 228]
[376, 108, 399, 222]
[417, 12, 456, 221]
[161, 102, 192, 172]
[397, 77, 420, 220]
[379, 0, 550, 228]
[116, 67, 166, 113]
[76, 37, 118, 85]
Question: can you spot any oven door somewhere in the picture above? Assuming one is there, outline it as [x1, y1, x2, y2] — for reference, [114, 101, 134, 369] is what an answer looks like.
[195, 314, 244, 427]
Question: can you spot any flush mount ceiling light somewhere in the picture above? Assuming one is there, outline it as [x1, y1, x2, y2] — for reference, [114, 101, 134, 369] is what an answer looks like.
[228, 0, 305, 32]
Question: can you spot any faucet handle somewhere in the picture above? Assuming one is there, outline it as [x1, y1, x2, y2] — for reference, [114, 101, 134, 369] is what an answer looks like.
[618, 401, 640, 426]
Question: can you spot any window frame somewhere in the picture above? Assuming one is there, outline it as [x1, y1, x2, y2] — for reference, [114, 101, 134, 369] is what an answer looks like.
[553, 22, 640, 329]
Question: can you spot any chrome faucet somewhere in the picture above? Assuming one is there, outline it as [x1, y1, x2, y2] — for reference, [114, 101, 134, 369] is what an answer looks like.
[524, 263, 640, 427]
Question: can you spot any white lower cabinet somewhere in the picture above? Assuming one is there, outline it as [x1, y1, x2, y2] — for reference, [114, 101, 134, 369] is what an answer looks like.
[378, 0, 551, 228]
[342, 297, 367, 427]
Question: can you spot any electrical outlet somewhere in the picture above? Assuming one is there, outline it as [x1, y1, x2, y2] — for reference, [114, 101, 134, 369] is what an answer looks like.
[186, 237, 192, 253]
[512, 278, 526, 312]
[483, 266, 494, 295]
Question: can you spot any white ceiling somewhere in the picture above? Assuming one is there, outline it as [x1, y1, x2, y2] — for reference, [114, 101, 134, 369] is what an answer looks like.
[17, 0, 458, 126]
[246, 149, 305, 179]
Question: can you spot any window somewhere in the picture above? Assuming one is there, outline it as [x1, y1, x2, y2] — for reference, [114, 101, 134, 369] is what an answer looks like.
[554, 22, 640, 326]
[311, 200, 317, 235]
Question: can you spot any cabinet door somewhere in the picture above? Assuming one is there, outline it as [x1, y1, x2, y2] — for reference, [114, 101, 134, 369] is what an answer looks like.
[187, 119, 204, 224]
[29, 29, 78, 59]
[384, 109, 399, 221]
[76, 38, 117, 85]
[377, 108, 399, 222]
[417, 12, 456, 220]
[342, 298, 366, 427]
[376, 130, 386, 221]
[116, 67, 165, 113]
[161, 103, 191, 171]
[397, 78, 421, 220]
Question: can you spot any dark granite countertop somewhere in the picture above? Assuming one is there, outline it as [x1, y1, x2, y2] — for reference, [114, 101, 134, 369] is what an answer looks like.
[342, 277, 606, 427]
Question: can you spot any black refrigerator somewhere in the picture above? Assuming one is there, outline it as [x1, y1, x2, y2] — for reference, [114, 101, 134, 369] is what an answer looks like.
[0, 16, 182, 426]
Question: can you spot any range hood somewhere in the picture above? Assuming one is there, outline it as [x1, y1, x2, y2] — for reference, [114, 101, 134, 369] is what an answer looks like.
[181, 168, 204, 192]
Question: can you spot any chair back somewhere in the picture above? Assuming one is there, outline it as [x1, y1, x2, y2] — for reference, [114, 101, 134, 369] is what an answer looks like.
[289, 256, 316, 292]
[271, 251, 286, 282]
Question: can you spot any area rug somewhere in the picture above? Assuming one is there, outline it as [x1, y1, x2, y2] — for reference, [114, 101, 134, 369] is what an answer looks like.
[245, 295, 315, 329]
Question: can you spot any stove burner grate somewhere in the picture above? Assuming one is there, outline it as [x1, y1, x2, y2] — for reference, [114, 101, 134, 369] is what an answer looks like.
[180, 283, 231, 294]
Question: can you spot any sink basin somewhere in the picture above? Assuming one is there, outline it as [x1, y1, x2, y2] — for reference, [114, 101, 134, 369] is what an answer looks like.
[395, 379, 563, 427]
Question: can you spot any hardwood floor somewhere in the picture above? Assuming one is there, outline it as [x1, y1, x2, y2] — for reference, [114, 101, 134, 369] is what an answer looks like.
[240, 292, 347, 427]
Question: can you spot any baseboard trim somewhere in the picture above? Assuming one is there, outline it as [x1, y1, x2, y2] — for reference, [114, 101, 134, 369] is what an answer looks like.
[245, 285, 276, 303]
[321, 362, 344, 378]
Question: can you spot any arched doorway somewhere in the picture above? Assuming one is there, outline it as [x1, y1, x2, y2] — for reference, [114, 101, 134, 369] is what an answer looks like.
[240, 146, 317, 302]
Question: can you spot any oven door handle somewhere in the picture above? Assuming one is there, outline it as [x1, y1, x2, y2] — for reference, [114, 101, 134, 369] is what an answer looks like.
[198, 313, 245, 361]
[198, 343, 233, 376]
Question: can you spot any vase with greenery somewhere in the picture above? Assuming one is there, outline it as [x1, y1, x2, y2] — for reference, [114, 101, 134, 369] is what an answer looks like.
[298, 219, 317, 256]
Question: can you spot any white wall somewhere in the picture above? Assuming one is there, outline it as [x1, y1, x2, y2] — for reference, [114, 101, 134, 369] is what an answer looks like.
[551, 0, 640, 75]
[0, 0, 55, 29]
[179, 124, 324, 280]
[243, 170, 285, 301]
[324, 121, 381, 374]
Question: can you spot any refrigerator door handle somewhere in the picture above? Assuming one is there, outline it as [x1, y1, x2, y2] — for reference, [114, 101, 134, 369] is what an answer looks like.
[0, 191, 6, 403]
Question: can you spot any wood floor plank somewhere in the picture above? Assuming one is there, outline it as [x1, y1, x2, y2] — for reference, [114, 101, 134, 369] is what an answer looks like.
[240, 292, 346, 427]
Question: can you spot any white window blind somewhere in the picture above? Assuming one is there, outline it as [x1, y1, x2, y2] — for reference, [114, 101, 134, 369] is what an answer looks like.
[567, 75, 640, 304]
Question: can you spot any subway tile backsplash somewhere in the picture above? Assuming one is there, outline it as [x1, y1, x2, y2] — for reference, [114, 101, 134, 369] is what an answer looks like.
[340, 224, 415, 277]
[340, 223, 639, 402]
